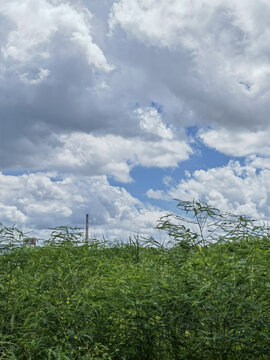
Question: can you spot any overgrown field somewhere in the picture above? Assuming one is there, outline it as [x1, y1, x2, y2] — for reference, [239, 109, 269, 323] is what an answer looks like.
[0, 202, 270, 359]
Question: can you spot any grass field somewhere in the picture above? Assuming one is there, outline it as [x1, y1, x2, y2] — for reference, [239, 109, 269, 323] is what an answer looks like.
[0, 201, 269, 359]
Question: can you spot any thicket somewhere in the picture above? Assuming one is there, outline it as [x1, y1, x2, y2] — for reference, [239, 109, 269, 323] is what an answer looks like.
[0, 201, 269, 359]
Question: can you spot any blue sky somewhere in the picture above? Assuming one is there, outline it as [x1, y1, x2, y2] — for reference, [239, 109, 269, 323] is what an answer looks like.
[0, 0, 270, 240]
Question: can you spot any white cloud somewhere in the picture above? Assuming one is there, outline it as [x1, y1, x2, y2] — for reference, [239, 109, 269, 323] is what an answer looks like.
[136, 107, 174, 139]
[0, 172, 166, 240]
[199, 127, 270, 156]
[146, 188, 169, 200]
[167, 160, 270, 219]
[0, 204, 27, 224]
[110, 0, 219, 47]
[248, 155, 270, 170]
[0, 0, 112, 71]
[33, 131, 192, 183]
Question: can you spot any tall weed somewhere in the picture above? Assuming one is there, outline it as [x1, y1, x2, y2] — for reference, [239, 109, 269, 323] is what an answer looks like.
[0, 202, 269, 359]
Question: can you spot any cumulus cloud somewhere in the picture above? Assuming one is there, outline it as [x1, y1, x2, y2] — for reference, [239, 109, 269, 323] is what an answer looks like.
[0, 0, 118, 171]
[0, 204, 27, 224]
[146, 188, 168, 200]
[0, 0, 112, 71]
[34, 131, 191, 182]
[109, 0, 222, 48]
[0, 172, 166, 240]
[199, 127, 270, 157]
[166, 160, 270, 219]
[248, 155, 270, 170]
[110, 0, 270, 129]
[136, 107, 174, 139]
[0, 1, 194, 174]
[1, 0, 270, 238]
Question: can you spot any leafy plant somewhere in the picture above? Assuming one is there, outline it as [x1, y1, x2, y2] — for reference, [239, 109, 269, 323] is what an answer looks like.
[0, 223, 25, 252]
[157, 199, 268, 246]
[0, 201, 269, 359]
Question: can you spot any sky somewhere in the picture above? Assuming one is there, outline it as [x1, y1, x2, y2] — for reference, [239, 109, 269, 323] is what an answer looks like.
[0, 0, 270, 240]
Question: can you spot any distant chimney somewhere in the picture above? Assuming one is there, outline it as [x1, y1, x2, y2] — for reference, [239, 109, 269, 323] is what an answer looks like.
[85, 214, 89, 240]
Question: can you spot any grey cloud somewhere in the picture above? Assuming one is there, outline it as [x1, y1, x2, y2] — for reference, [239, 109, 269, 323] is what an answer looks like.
[0, 0, 192, 174]
[109, 0, 270, 130]
[1, 1, 270, 174]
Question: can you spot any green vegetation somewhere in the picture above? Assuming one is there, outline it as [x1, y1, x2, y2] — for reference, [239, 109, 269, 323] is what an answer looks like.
[0, 201, 270, 359]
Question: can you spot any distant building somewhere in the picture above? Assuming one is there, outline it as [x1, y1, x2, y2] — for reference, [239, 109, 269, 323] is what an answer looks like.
[23, 238, 37, 246]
